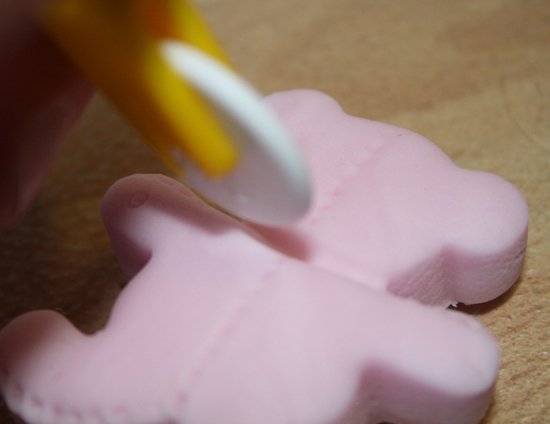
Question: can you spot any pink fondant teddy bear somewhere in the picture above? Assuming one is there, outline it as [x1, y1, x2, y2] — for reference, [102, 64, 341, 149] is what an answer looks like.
[0, 90, 528, 424]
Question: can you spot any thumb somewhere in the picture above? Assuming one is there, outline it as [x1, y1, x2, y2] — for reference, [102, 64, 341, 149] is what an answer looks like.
[0, 1, 93, 230]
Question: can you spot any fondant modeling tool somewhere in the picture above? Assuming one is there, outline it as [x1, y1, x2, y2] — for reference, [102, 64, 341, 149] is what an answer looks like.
[41, 0, 311, 225]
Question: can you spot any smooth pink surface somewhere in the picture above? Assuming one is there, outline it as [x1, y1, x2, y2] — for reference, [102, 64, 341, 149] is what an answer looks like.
[0, 90, 528, 424]
[253, 90, 528, 306]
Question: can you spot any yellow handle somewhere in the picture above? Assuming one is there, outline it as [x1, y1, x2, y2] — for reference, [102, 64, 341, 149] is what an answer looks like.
[41, 0, 239, 177]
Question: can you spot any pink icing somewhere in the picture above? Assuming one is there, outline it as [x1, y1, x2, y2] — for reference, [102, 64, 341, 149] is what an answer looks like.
[0, 90, 528, 424]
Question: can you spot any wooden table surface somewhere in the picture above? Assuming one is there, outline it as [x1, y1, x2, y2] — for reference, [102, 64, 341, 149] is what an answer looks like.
[0, 0, 548, 422]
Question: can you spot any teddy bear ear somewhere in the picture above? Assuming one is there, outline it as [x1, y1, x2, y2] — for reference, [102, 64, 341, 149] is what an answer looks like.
[99, 174, 155, 279]
[430, 169, 529, 304]
[100, 173, 243, 279]
[442, 169, 529, 256]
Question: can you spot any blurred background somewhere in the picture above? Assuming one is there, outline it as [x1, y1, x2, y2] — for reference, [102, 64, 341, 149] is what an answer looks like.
[0, 0, 549, 422]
